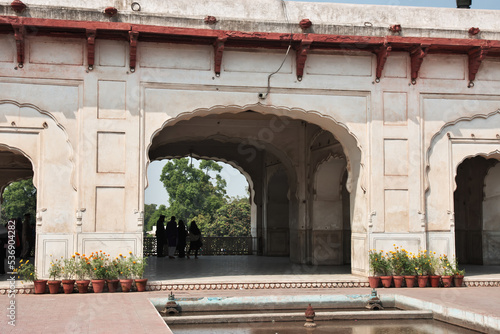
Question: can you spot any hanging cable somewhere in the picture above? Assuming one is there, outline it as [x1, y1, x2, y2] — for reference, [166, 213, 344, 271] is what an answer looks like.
[258, 0, 294, 100]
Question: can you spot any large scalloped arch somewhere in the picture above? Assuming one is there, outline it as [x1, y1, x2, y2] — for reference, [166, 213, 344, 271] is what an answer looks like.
[0, 100, 76, 191]
[425, 109, 500, 193]
[146, 103, 364, 194]
[0, 144, 35, 196]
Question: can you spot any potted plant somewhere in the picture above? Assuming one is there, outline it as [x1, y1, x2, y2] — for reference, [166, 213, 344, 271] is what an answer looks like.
[378, 251, 393, 288]
[130, 252, 148, 292]
[440, 255, 454, 287]
[415, 250, 432, 287]
[428, 252, 441, 287]
[89, 251, 108, 293]
[453, 258, 465, 287]
[403, 252, 417, 288]
[116, 253, 133, 292]
[105, 257, 120, 292]
[389, 246, 405, 288]
[368, 250, 383, 288]
[75, 252, 91, 293]
[16, 259, 46, 294]
[48, 255, 63, 294]
[61, 255, 77, 293]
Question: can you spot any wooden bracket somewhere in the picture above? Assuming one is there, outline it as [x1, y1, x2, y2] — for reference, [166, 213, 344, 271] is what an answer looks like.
[129, 31, 139, 72]
[214, 37, 226, 76]
[86, 29, 96, 70]
[468, 46, 489, 84]
[296, 39, 312, 81]
[375, 43, 391, 82]
[410, 45, 429, 84]
[12, 24, 25, 67]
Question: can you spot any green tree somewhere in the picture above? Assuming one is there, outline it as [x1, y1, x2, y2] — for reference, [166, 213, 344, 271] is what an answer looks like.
[1, 178, 37, 224]
[160, 158, 226, 222]
[146, 204, 169, 233]
[204, 197, 251, 237]
[143, 203, 157, 231]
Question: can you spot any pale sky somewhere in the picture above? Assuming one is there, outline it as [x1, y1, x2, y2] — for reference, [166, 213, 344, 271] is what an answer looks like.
[145, 0, 498, 206]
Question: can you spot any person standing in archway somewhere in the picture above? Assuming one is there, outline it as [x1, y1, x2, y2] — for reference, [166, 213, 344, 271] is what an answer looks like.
[156, 215, 166, 257]
[187, 221, 202, 259]
[176, 220, 187, 258]
[166, 216, 178, 259]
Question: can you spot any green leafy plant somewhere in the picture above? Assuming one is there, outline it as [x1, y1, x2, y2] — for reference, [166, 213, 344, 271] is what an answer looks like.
[48, 255, 63, 281]
[428, 252, 441, 276]
[115, 253, 132, 279]
[369, 250, 391, 276]
[75, 252, 92, 280]
[15, 259, 37, 282]
[105, 257, 120, 280]
[62, 255, 77, 280]
[440, 254, 454, 276]
[89, 251, 108, 280]
[129, 252, 148, 279]
[414, 250, 432, 276]
[388, 245, 407, 276]
[452, 258, 465, 276]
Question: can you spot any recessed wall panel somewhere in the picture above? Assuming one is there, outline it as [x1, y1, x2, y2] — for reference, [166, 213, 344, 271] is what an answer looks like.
[384, 139, 408, 176]
[419, 54, 465, 80]
[98, 40, 126, 67]
[140, 43, 211, 70]
[224, 50, 293, 74]
[0, 35, 15, 63]
[384, 190, 409, 233]
[98, 80, 126, 119]
[384, 53, 408, 78]
[95, 187, 125, 232]
[383, 92, 407, 125]
[306, 54, 372, 77]
[97, 132, 126, 173]
[29, 39, 84, 65]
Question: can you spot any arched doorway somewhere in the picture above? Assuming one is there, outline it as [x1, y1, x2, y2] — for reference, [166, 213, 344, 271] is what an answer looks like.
[454, 156, 500, 265]
[146, 109, 361, 268]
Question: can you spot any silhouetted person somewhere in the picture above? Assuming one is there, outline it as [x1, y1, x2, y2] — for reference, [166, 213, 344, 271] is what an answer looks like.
[156, 215, 166, 257]
[0, 221, 7, 274]
[176, 220, 187, 258]
[165, 216, 178, 259]
[187, 221, 202, 259]
[20, 213, 32, 259]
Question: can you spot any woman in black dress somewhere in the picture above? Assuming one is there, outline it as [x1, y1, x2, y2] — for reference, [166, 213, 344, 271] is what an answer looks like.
[187, 221, 202, 259]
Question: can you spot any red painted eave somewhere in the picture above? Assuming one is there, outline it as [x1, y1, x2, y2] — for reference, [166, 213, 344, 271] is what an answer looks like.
[1, 15, 500, 55]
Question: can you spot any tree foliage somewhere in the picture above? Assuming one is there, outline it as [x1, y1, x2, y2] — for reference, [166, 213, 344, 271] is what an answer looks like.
[159, 158, 226, 222]
[202, 197, 251, 237]
[1, 179, 37, 224]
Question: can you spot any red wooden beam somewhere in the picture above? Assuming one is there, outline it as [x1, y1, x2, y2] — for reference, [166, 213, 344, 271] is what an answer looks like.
[213, 37, 226, 76]
[468, 46, 489, 84]
[12, 23, 24, 67]
[375, 42, 391, 81]
[410, 45, 429, 84]
[296, 39, 312, 80]
[129, 31, 139, 72]
[86, 29, 96, 70]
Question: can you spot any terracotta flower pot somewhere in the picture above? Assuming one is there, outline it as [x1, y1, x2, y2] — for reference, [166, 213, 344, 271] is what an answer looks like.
[417, 275, 429, 288]
[441, 275, 453, 287]
[120, 279, 133, 292]
[107, 279, 119, 292]
[393, 275, 404, 288]
[368, 276, 380, 289]
[135, 278, 148, 292]
[430, 275, 441, 288]
[76, 280, 90, 293]
[62, 279, 75, 294]
[48, 280, 61, 294]
[33, 280, 48, 294]
[404, 275, 416, 288]
[380, 276, 392, 288]
[454, 274, 464, 287]
[91, 279, 105, 293]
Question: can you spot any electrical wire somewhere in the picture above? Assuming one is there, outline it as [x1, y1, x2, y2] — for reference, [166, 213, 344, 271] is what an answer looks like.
[259, 0, 294, 100]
